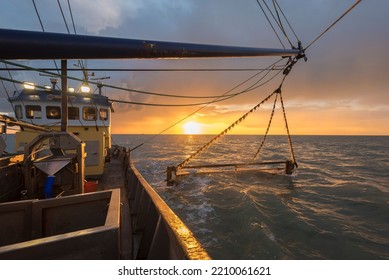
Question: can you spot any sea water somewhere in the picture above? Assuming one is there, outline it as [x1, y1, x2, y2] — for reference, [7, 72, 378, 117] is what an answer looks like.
[114, 134, 389, 260]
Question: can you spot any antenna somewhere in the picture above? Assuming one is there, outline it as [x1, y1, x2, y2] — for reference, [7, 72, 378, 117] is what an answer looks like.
[90, 76, 110, 95]
[39, 73, 58, 89]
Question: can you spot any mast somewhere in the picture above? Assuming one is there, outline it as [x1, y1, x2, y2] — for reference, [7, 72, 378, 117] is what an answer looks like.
[60, 60, 68, 132]
[0, 28, 301, 60]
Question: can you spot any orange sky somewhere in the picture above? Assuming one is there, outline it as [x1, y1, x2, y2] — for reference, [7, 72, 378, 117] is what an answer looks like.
[1, 1, 388, 135]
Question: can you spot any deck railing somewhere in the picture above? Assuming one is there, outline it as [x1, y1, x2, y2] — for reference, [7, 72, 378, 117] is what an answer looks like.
[122, 149, 210, 260]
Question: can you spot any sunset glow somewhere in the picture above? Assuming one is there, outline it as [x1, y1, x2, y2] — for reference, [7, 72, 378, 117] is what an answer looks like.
[1, 1, 387, 136]
[183, 121, 202, 134]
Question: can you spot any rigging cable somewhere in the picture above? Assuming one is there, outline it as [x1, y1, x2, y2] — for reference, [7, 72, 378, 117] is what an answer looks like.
[2, 62, 35, 127]
[111, 67, 284, 107]
[271, 0, 294, 48]
[31, 0, 45, 32]
[31, 0, 60, 74]
[256, 0, 285, 48]
[57, 0, 70, 33]
[1, 59, 286, 101]
[0, 70, 281, 108]
[57, 0, 87, 77]
[176, 90, 278, 170]
[0, 70, 278, 108]
[67, 0, 77, 34]
[128, 58, 288, 151]
[0, 67, 285, 72]
[0, 79, 16, 117]
[174, 56, 300, 171]
[273, 0, 300, 43]
[304, 0, 362, 51]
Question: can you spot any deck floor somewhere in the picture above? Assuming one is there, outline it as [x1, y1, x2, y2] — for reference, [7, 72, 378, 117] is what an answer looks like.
[99, 157, 133, 259]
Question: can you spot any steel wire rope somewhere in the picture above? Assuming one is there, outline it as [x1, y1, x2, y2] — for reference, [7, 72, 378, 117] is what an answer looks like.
[57, 0, 95, 132]
[175, 58, 298, 171]
[0, 71, 277, 107]
[57, 0, 70, 33]
[256, 0, 285, 48]
[67, 0, 77, 34]
[1, 59, 286, 101]
[57, 0, 87, 78]
[2, 62, 18, 93]
[128, 58, 287, 151]
[31, 0, 61, 74]
[162, 0, 362, 172]
[271, 0, 295, 48]
[108, 70, 275, 106]
[0, 79, 16, 116]
[0, 73, 278, 108]
[273, 0, 301, 43]
[0, 67, 285, 72]
[304, 0, 362, 51]
[110, 66, 284, 107]
[175, 89, 279, 170]
[2, 62, 35, 126]
[31, 0, 45, 32]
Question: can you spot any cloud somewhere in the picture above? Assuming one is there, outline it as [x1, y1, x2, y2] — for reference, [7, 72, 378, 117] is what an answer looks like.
[1, 0, 388, 135]
[69, 0, 144, 34]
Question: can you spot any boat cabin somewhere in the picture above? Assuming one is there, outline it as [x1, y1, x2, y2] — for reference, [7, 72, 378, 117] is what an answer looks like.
[9, 83, 113, 178]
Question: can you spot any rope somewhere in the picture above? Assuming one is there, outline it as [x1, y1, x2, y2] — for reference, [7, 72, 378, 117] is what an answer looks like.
[304, 0, 362, 51]
[1, 79, 16, 116]
[2, 62, 35, 126]
[31, 0, 60, 74]
[175, 53, 302, 171]
[271, 0, 294, 48]
[129, 59, 287, 152]
[256, 0, 285, 49]
[1, 67, 285, 72]
[57, 0, 70, 33]
[1, 59, 282, 100]
[273, 0, 300, 43]
[67, 0, 77, 34]
[31, 0, 45, 31]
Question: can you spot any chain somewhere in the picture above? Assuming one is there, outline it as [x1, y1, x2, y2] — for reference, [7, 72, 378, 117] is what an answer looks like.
[176, 56, 302, 171]
[252, 89, 279, 160]
[175, 91, 277, 170]
[279, 90, 297, 167]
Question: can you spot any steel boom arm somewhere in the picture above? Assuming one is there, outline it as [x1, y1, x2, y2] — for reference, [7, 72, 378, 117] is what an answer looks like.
[0, 28, 300, 60]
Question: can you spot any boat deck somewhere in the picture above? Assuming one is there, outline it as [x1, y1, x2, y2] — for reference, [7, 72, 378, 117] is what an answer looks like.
[99, 154, 133, 259]
[0, 147, 210, 259]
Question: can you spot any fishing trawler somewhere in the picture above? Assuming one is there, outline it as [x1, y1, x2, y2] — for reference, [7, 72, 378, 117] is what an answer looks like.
[0, 27, 301, 259]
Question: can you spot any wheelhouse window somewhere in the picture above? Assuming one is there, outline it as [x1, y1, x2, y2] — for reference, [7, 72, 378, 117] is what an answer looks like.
[68, 107, 80, 120]
[99, 108, 109, 121]
[46, 106, 61, 119]
[15, 105, 23, 119]
[83, 107, 97, 121]
[25, 105, 42, 119]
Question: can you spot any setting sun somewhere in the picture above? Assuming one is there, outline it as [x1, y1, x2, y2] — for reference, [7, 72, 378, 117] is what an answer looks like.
[183, 121, 202, 134]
